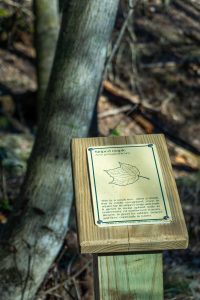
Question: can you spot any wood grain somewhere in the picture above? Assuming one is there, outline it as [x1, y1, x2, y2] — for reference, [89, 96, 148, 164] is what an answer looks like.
[94, 253, 163, 300]
[71, 134, 188, 253]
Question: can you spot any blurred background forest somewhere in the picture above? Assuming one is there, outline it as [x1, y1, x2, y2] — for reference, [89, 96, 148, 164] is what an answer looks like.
[0, 0, 199, 299]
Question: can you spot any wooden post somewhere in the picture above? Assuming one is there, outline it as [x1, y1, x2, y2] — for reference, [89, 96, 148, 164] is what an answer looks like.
[71, 134, 188, 299]
[94, 253, 163, 300]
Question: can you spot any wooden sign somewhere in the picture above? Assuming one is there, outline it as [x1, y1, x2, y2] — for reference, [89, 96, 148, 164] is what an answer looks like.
[87, 144, 172, 226]
[71, 134, 188, 253]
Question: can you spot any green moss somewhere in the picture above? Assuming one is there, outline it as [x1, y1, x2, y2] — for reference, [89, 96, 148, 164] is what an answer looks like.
[0, 117, 10, 129]
[0, 198, 12, 211]
[0, 7, 11, 17]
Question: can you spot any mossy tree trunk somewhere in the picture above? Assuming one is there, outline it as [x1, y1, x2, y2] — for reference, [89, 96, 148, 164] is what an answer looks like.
[0, 1, 119, 299]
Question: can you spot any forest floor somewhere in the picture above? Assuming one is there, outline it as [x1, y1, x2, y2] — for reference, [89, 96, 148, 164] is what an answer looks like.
[0, 0, 200, 299]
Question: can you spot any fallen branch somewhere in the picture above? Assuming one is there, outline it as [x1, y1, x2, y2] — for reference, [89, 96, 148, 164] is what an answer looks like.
[134, 114, 154, 134]
[140, 111, 200, 155]
[102, 80, 200, 156]
[103, 80, 140, 104]
[103, 80, 159, 112]
[98, 104, 135, 118]
[140, 61, 178, 69]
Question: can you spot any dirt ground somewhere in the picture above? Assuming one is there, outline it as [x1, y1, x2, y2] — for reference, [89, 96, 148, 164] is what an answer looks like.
[0, 0, 200, 299]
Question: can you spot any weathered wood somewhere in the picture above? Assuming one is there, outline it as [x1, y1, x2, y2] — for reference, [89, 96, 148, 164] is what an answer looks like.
[0, 1, 119, 300]
[71, 134, 188, 253]
[94, 253, 163, 300]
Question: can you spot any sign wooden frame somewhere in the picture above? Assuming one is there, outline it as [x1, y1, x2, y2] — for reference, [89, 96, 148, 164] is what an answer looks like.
[71, 134, 188, 254]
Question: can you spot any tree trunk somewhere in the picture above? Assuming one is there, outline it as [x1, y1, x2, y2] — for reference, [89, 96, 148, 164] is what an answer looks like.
[162, 0, 171, 7]
[0, 1, 119, 299]
[34, 0, 59, 119]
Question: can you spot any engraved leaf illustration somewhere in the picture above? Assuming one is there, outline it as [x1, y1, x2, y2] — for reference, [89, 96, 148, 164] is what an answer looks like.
[105, 162, 149, 186]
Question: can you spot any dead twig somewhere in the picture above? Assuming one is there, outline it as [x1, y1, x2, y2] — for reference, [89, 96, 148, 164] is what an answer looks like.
[104, 0, 138, 74]
[72, 278, 81, 300]
[63, 286, 76, 300]
[126, 26, 145, 100]
[2, 0, 34, 19]
[98, 104, 135, 119]
[108, 103, 139, 135]
[103, 80, 140, 104]
[42, 259, 92, 296]
[140, 61, 178, 69]
[103, 80, 160, 112]
[56, 245, 68, 265]
[67, 255, 77, 277]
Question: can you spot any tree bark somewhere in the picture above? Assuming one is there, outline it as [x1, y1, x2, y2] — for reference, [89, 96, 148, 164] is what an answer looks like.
[34, 0, 59, 119]
[0, 1, 119, 299]
[162, 0, 171, 7]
